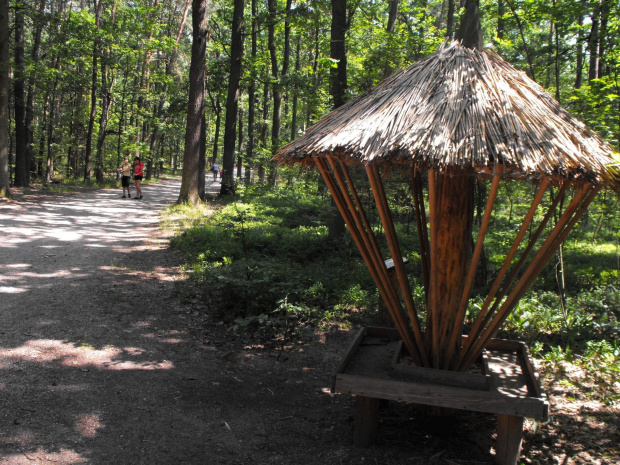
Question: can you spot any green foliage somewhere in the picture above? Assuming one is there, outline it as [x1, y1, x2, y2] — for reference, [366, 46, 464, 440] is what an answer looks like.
[170, 182, 378, 336]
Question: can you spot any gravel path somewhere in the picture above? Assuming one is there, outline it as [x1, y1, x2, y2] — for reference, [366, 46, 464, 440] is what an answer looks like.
[0, 179, 367, 465]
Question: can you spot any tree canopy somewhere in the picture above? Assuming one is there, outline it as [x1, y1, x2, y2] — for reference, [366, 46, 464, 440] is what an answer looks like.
[1, 0, 619, 194]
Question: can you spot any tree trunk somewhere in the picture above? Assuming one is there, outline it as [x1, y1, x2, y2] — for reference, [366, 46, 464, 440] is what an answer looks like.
[24, 0, 47, 185]
[178, 0, 208, 205]
[237, 106, 243, 179]
[387, 0, 399, 33]
[574, 0, 585, 89]
[211, 95, 222, 164]
[0, 0, 9, 196]
[456, 0, 483, 49]
[588, 0, 601, 81]
[84, 0, 104, 181]
[290, 36, 301, 141]
[13, 5, 28, 187]
[327, 0, 349, 240]
[267, 0, 292, 186]
[198, 113, 206, 198]
[330, 0, 347, 109]
[426, 0, 478, 369]
[428, 169, 475, 368]
[446, 0, 456, 40]
[246, 0, 258, 185]
[597, 0, 610, 78]
[553, 0, 560, 101]
[497, 0, 505, 40]
[95, 55, 110, 182]
[149, 0, 191, 172]
[221, 0, 244, 195]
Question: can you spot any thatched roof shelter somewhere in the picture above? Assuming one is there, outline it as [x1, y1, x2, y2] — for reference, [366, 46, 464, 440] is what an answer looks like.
[274, 41, 619, 372]
[276, 41, 619, 186]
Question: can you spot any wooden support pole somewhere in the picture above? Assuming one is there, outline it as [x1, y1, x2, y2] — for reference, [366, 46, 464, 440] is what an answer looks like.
[446, 167, 502, 368]
[427, 169, 439, 366]
[460, 184, 600, 369]
[326, 159, 416, 357]
[428, 168, 475, 368]
[354, 396, 381, 447]
[495, 414, 524, 465]
[367, 164, 429, 366]
[459, 178, 554, 367]
[410, 168, 430, 301]
[316, 157, 420, 363]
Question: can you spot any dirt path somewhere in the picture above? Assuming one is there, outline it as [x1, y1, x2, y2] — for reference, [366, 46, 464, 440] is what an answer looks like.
[1, 179, 617, 465]
[0, 179, 363, 465]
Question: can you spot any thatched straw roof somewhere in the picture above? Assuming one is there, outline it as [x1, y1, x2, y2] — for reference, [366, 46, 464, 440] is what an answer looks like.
[275, 42, 619, 186]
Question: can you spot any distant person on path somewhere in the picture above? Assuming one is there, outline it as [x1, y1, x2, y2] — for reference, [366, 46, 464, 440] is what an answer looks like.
[120, 157, 132, 198]
[212, 161, 219, 181]
[134, 156, 145, 199]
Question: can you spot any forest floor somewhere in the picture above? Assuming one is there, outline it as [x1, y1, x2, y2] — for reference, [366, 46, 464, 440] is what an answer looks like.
[0, 178, 618, 465]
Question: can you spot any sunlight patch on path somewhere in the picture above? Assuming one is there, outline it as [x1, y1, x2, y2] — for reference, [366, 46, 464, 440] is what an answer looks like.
[0, 448, 87, 464]
[0, 339, 175, 371]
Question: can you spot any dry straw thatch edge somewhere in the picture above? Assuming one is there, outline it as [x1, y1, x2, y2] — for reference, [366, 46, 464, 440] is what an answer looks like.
[275, 42, 619, 191]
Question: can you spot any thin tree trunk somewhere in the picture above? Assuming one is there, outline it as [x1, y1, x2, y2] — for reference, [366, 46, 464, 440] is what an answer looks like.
[46, 56, 61, 186]
[553, 0, 560, 101]
[597, 0, 610, 78]
[290, 36, 300, 141]
[85, 0, 104, 181]
[446, 0, 456, 40]
[221, 0, 244, 195]
[257, 79, 269, 183]
[497, 0, 505, 40]
[245, 0, 258, 185]
[211, 95, 222, 164]
[198, 113, 206, 198]
[387, 0, 399, 33]
[330, 0, 348, 109]
[178, 0, 208, 204]
[0, 0, 9, 196]
[95, 54, 110, 182]
[237, 106, 243, 179]
[267, 0, 292, 186]
[24, 0, 47, 183]
[149, 0, 191, 170]
[328, 0, 348, 240]
[66, 95, 77, 178]
[13, 4, 28, 186]
[574, 0, 585, 89]
[505, 0, 536, 80]
[588, 0, 602, 81]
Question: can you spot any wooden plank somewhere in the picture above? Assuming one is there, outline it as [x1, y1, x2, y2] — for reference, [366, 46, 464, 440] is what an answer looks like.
[334, 373, 547, 420]
[517, 344, 548, 420]
[331, 327, 367, 393]
[495, 414, 524, 465]
[366, 326, 401, 339]
[391, 340, 491, 390]
[354, 396, 381, 447]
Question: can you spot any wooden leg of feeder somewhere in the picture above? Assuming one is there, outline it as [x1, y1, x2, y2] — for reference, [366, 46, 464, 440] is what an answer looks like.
[354, 396, 381, 447]
[495, 414, 524, 465]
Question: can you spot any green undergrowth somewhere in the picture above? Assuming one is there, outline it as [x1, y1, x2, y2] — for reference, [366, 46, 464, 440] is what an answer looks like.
[168, 182, 380, 341]
[167, 179, 620, 404]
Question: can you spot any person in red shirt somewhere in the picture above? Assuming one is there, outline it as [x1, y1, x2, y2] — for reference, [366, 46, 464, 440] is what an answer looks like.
[133, 156, 145, 199]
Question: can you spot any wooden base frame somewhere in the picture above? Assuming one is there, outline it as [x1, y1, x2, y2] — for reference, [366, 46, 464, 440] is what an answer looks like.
[335, 327, 549, 465]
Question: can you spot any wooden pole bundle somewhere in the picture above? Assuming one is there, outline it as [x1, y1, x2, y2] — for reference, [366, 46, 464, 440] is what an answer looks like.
[313, 157, 605, 371]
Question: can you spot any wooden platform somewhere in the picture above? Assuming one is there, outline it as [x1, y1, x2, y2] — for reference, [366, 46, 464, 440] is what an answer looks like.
[331, 327, 549, 465]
